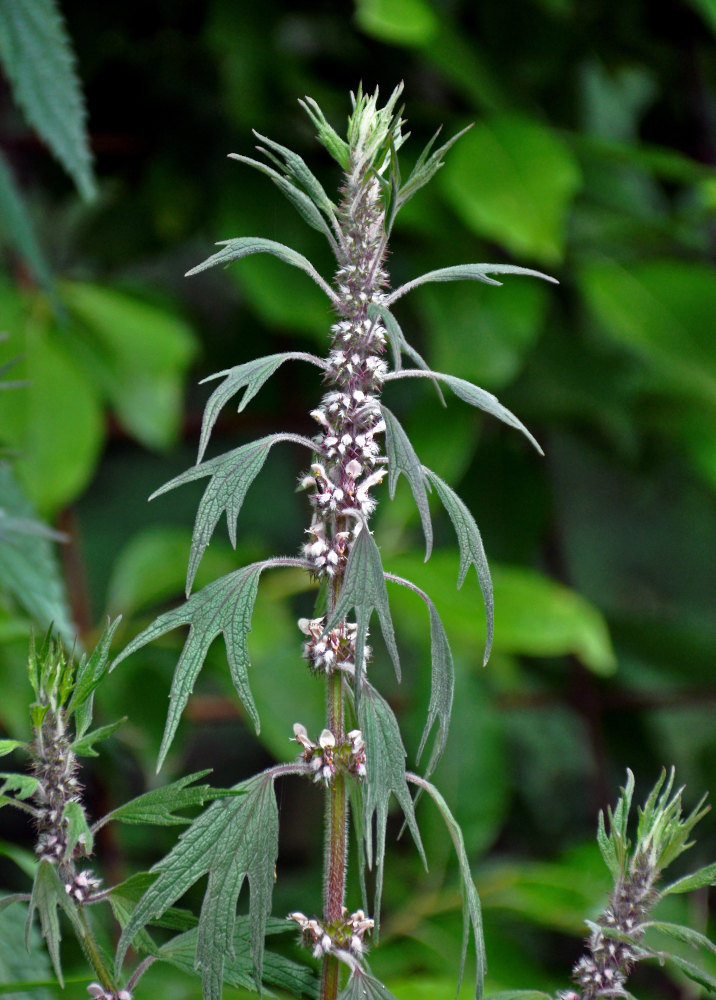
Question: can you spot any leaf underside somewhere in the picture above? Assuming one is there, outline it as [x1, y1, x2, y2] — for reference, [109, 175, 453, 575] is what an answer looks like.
[382, 405, 433, 559]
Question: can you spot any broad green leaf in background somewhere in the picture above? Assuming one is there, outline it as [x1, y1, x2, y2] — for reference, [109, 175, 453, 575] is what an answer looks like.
[0, 462, 75, 644]
[115, 772, 279, 1000]
[0, 0, 96, 200]
[439, 114, 581, 264]
[579, 259, 716, 406]
[235, 254, 334, 342]
[0, 318, 103, 515]
[358, 681, 425, 927]
[354, 0, 439, 47]
[61, 281, 198, 450]
[0, 904, 54, 1000]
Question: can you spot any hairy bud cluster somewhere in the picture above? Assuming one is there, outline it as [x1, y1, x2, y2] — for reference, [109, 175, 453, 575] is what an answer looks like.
[32, 708, 81, 867]
[298, 616, 369, 676]
[292, 723, 366, 784]
[87, 985, 131, 1000]
[563, 855, 657, 1000]
[289, 906, 374, 961]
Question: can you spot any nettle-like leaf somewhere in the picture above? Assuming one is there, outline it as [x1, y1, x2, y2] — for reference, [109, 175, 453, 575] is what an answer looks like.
[385, 368, 543, 454]
[111, 560, 297, 769]
[325, 527, 400, 696]
[407, 773, 486, 1000]
[26, 859, 83, 986]
[338, 967, 400, 1000]
[94, 770, 238, 833]
[358, 681, 425, 927]
[390, 124, 473, 228]
[423, 467, 494, 666]
[185, 236, 337, 304]
[368, 302, 446, 403]
[152, 433, 315, 594]
[252, 131, 338, 223]
[196, 351, 326, 462]
[115, 770, 280, 1000]
[386, 262, 558, 304]
[385, 575, 454, 780]
[382, 406, 432, 558]
[0, 0, 95, 199]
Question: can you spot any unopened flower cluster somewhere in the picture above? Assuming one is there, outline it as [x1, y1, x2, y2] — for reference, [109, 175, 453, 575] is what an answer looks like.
[292, 723, 366, 784]
[87, 984, 131, 1000]
[298, 616, 369, 676]
[290, 906, 374, 961]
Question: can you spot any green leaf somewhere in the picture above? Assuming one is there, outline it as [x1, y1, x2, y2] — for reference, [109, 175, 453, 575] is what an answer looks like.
[197, 352, 324, 461]
[60, 281, 198, 451]
[367, 302, 445, 402]
[338, 968, 401, 1000]
[354, 0, 439, 46]
[396, 125, 473, 215]
[388, 263, 558, 304]
[663, 862, 716, 895]
[641, 946, 716, 993]
[229, 153, 338, 247]
[70, 717, 126, 758]
[0, 322, 104, 515]
[423, 467, 494, 665]
[185, 236, 336, 303]
[382, 406, 432, 558]
[439, 115, 581, 264]
[68, 617, 122, 738]
[0, 773, 38, 800]
[26, 860, 83, 987]
[299, 96, 350, 170]
[0, 150, 54, 292]
[407, 774, 485, 1000]
[252, 131, 338, 222]
[579, 260, 716, 406]
[115, 771, 279, 1000]
[385, 369, 543, 454]
[357, 681, 425, 928]
[0, 903, 54, 1000]
[96, 770, 237, 830]
[0, 462, 76, 643]
[0, 838, 38, 878]
[0, 0, 95, 199]
[109, 871, 197, 958]
[645, 920, 716, 956]
[62, 800, 93, 858]
[486, 993, 553, 1000]
[151, 433, 311, 594]
[0, 740, 26, 757]
[395, 581, 454, 780]
[326, 527, 400, 694]
[111, 561, 273, 769]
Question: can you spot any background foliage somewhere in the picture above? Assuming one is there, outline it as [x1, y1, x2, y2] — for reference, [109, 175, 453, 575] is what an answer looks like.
[1, 1, 715, 997]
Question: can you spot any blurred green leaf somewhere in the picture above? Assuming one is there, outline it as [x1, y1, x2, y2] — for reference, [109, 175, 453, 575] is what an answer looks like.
[354, 0, 439, 46]
[0, 151, 54, 294]
[0, 0, 95, 199]
[61, 281, 198, 450]
[0, 904, 53, 1000]
[440, 115, 581, 264]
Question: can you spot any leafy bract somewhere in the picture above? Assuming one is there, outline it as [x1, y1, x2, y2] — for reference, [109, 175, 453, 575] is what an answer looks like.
[393, 124, 473, 222]
[185, 236, 336, 303]
[358, 682, 425, 927]
[423, 468, 494, 665]
[382, 406, 432, 558]
[0, 0, 95, 200]
[325, 527, 400, 695]
[94, 770, 237, 831]
[111, 561, 276, 770]
[196, 351, 325, 461]
[115, 771, 279, 1000]
[67, 616, 122, 739]
[70, 717, 126, 758]
[385, 575, 454, 780]
[26, 860, 83, 986]
[385, 369, 543, 454]
[252, 130, 338, 222]
[338, 967, 401, 1000]
[387, 263, 558, 305]
[663, 862, 716, 895]
[299, 95, 350, 170]
[152, 434, 312, 594]
[407, 773, 485, 1000]
[62, 800, 93, 859]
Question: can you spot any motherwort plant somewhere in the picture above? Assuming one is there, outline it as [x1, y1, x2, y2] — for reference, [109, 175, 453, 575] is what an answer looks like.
[3, 85, 716, 1000]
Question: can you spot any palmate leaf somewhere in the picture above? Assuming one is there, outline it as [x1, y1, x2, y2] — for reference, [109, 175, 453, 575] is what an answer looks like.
[381, 406, 432, 558]
[386, 262, 558, 305]
[358, 681, 425, 929]
[385, 369, 543, 454]
[385, 575, 454, 779]
[94, 770, 236, 832]
[26, 860, 83, 987]
[423, 467, 494, 666]
[111, 561, 281, 770]
[0, 0, 95, 200]
[325, 526, 400, 697]
[185, 236, 337, 304]
[338, 967, 400, 1000]
[196, 351, 325, 461]
[151, 433, 314, 594]
[114, 771, 279, 1000]
[407, 773, 486, 1000]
